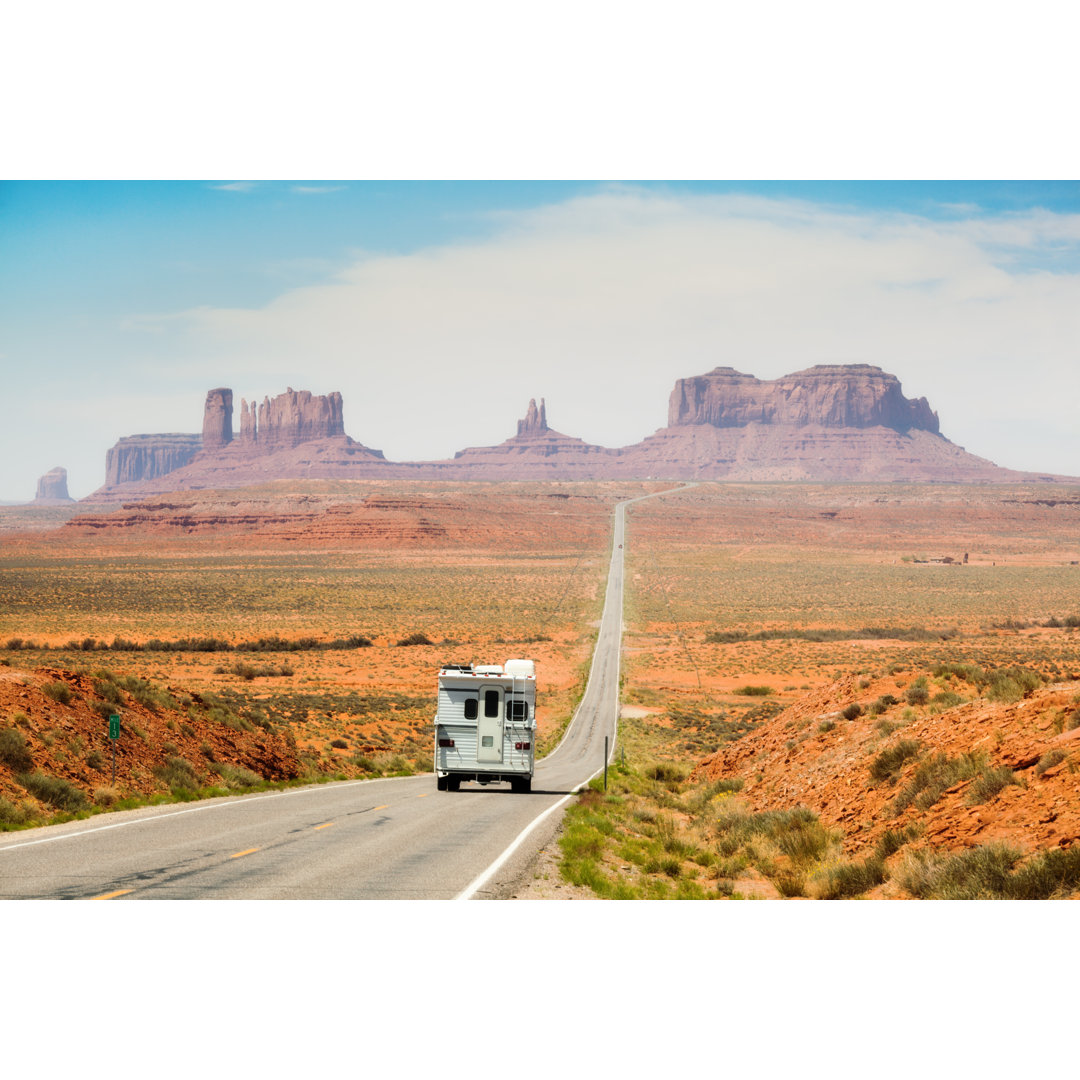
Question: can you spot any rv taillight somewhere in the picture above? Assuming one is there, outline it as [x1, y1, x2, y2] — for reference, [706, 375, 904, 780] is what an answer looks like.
[438, 739, 454, 748]
[515, 742, 531, 751]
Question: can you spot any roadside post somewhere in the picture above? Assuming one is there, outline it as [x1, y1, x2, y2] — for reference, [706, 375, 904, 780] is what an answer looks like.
[108, 713, 120, 785]
[604, 735, 608, 792]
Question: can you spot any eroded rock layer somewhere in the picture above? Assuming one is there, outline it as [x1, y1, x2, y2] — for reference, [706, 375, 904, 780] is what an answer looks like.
[34, 466, 73, 503]
[89, 367, 1072, 498]
[105, 434, 203, 487]
[668, 365, 939, 432]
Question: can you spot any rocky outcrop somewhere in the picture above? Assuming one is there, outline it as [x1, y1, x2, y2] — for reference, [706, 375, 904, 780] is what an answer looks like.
[87, 367, 1073, 498]
[247, 387, 345, 449]
[202, 388, 233, 448]
[449, 399, 617, 475]
[517, 398, 548, 436]
[668, 365, 939, 433]
[34, 467, 73, 503]
[104, 434, 202, 487]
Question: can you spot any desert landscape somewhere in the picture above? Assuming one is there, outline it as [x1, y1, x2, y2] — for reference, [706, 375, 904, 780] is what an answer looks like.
[4, 475, 1080, 899]
[0, 481, 636, 819]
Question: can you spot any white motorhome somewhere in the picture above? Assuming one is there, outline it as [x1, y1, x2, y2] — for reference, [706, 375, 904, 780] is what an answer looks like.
[434, 659, 536, 792]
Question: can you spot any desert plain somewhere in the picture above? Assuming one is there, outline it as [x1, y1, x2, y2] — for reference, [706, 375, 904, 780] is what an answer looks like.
[3, 478, 1080, 898]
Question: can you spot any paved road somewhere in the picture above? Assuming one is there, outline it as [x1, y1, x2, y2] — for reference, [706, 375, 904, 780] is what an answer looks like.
[0, 492, 657, 900]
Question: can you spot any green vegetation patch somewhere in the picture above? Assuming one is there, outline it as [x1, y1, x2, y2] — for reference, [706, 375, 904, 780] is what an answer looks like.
[869, 739, 923, 783]
[896, 842, 1080, 899]
[891, 751, 985, 815]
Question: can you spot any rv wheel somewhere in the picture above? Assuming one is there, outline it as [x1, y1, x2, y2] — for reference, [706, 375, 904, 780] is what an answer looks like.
[447, 777, 461, 792]
[437, 775, 448, 791]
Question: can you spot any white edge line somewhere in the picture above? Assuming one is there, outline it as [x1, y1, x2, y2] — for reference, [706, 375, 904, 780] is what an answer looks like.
[454, 782, 582, 901]
[457, 500, 635, 901]
[458, 487, 692, 900]
[0, 776, 404, 854]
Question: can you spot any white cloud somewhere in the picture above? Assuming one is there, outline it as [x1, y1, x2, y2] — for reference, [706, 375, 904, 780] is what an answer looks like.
[139, 190, 1080, 474]
[209, 181, 257, 192]
[290, 185, 346, 195]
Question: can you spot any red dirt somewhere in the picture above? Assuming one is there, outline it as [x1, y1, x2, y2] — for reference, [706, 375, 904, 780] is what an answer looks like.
[0, 665, 300, 811]
[690, 672, 1080, 857]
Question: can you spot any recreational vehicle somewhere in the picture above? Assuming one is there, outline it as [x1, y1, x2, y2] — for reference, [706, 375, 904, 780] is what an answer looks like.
[434, 659, 536, 792]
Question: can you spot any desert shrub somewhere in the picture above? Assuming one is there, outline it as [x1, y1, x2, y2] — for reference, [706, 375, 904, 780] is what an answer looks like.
[0, 797, 33, 826]
[932, 662, 986, 684]
[897, 843, 1080, 899]
[772, 870, 807, 897]
[116, 676, 177, 713]
[818, 719, 835, 733]
[809, 855, 886, 899]
[330, 738, 349, 749]
[373, 753, 414, 776]
[891, 751, 985, 815]
[869, 739, 922, 782]
[645, 762, 687, 784]
[965, 765, 1019, 805]
[841, 703, 863, 721]
[93, 786, 119, 807]
[92, 677, 124, 705]
[208, 762, 262, 788]
[733, 685, 773, 696]
[869, 694, 899, 716]
[895, 843, 1019, 899]
[1006, 846, 1080, 899]
[712, 777, 744, 794]
[17, 771, 87, 812]
[153, 755, 201, 792]
[41, 682, 73, 705]
[396, 632, 434, 647]
[1035, 750, 1066, 777]
[85, 749, 104, 770]
[0, 727, 34, 772]
[905, 684, 929, 706]
[985, 666, 1043, 703]
[775, 809, 834, 864]
[929, 690, 965, 713]
[875, 825, 920, 860]
[90, 699, 118, 722]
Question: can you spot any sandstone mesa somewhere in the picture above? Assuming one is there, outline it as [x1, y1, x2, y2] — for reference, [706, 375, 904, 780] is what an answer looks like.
[87, 366, 1068, 499]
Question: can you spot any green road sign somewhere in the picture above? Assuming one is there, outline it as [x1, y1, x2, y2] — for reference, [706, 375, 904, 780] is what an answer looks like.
[109, 714, 120, 739]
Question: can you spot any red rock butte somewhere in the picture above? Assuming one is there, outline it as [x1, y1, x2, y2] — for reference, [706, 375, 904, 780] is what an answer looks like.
[89, 366, 1072, 498]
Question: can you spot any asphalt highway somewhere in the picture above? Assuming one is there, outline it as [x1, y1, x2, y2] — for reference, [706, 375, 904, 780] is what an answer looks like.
[0, 491, 659, 900]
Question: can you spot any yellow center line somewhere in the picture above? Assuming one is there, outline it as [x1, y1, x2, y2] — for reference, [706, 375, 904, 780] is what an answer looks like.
[313, 822, 334, 830]
[230, 847, 260, 859]
[373, 805, 388, 811]
[417, 793, 429, 798]
[91, 889, 133, 901]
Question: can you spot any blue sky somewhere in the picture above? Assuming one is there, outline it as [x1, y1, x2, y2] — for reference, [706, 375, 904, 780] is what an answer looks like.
[2, 179, 1080, 500]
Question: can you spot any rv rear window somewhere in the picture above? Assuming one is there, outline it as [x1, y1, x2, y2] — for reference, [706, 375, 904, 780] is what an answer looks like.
[505, 700, 529, 721]
[464, 697, 478, 720]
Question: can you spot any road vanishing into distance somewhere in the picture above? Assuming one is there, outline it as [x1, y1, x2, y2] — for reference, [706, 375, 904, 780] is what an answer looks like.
[0, 490, 671, 900]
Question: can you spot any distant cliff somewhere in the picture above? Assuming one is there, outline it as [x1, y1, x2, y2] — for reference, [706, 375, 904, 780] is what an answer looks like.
[238, 387, 346, 449]
[668, 365, 939, 432]
[105, 434, 202, 486]
[88, 367, 1071, 498]
[34, 466, 74, 503]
